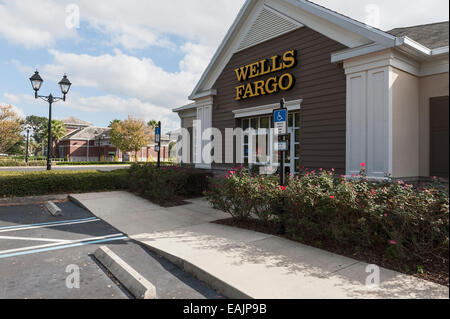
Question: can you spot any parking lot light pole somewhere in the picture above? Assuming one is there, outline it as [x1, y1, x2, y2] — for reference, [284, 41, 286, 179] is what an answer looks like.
[24, 125, 32, 163]
[29, 71, 71, 170]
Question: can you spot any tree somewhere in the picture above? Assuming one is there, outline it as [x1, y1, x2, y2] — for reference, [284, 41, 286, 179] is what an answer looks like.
[108, 119, 121, 128]
[0, 104, 23, 154]
[110, 116, 152, 162]
[26, 115, 47, 143]
[42, 120, 67, 157]
[147, 120, 158, 129]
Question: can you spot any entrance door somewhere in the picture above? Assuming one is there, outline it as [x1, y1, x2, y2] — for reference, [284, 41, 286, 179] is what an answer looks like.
[430, 96, 449, 178]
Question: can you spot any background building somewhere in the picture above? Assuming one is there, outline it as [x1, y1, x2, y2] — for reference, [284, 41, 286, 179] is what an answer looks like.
[57, 117, 170, 162]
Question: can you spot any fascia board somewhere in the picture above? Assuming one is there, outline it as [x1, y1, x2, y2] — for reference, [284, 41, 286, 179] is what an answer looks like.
[189, 0, 255, 100]
[289, 0, 396, 46]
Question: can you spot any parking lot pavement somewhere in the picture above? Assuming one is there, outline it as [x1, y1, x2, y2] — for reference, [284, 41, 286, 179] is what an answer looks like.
[0, 201, 129, 299]
[0, 200, 224, 299]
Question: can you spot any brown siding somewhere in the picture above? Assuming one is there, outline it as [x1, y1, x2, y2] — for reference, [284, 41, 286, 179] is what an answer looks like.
[212, 27, 347, 172]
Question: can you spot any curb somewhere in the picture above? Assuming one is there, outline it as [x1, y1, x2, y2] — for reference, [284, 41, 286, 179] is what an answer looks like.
[68, 195, 89, 211]
[0, 194, 69, 206]
[135, 240, 251, 299]
[94, 246, 157, 299]
[45, 201, 62, 216]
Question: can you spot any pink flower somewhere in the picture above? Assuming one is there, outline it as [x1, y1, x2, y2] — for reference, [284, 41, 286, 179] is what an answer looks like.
[280, 186, 286, 191]
[389, 240, 397, 245]
[329, 196, 335, 199]
[361, 162, 366, 168]
[384, 213, 388, 217]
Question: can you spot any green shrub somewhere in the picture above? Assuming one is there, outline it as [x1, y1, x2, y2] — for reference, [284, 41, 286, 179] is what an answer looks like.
[55, 161, 173, 166]
[0, 159, 47, 167]
[205, 167, 449, 264]
[128, 163, 210, 206]
[0, 170, 129, 197]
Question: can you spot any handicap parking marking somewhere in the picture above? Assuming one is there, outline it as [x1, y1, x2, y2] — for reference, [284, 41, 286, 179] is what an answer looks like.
[0, 234, 127, 259]
[0, 217, 100, 233]
[0, 235, 70, 243]
[0, 214, 128, 260]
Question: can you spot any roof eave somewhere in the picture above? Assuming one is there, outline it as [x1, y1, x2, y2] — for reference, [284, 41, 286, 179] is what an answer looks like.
[189, 0, 397, 99]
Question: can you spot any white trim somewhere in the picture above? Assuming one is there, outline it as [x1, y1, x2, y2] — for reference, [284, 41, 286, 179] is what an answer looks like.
[331, 43, 388, 63]
[188, 89, 217, 101]
[233, 99, 303, 118]
[189, 0, 397, 100]
[395, 36, 431, 55]
[432, 46, 449, 56]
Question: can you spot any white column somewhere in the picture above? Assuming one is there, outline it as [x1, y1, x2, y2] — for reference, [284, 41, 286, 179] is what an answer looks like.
[345, 58, 393, 178]
[195, 96, 213, 169]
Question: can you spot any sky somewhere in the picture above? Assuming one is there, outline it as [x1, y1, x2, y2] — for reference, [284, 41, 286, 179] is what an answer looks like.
[0, 0, 448, 133]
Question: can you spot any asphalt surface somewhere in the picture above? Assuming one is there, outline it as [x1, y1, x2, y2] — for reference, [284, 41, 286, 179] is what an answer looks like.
[0, 200, 223, 299]
[0, 165, 131, 172]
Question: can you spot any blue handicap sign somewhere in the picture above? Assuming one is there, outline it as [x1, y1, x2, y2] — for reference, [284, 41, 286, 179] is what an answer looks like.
[274, 109, 287, 123]
[155, 127, 160, 135]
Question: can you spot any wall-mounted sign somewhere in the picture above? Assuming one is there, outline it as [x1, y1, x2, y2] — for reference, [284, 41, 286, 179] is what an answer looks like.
[234, 50, 297, 101]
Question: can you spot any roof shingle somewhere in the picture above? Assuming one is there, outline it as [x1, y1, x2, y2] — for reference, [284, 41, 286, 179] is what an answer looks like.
[388, 21, 449, 49]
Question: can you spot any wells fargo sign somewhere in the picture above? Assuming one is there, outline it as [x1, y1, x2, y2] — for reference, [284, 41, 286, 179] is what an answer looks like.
[234, 50, 296, 101]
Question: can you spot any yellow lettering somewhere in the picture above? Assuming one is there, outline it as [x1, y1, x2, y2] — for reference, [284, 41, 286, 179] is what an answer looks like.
[265, 77, 278, 94]
[253, 80, 266, 96]
[259, 59, 271, 76]
[282, 50, 296, 69]
[235, 85, 245, 100]
[279, 73, 294, 91]
[243, 83, 255, 99]
[248, 62, 260, 79]
[235, 66, 250, 82]
[271, 55, 283, 72]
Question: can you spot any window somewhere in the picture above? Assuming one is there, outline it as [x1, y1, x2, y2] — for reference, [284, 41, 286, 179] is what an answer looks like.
[240, 111, 301, 174]
[241, 116, 271, 166]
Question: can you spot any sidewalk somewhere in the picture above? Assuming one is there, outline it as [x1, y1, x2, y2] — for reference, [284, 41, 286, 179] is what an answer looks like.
[70, 191, 449, 299]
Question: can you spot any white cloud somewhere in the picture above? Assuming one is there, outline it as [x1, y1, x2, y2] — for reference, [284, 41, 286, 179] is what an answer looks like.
[0, 0, 78, 48]
[63, 94, 180, 131]
[309, 0, 449, 30]
[0, 0, 244, 50]
[3, 93, 20, 103]
[39, 43, 214, 107]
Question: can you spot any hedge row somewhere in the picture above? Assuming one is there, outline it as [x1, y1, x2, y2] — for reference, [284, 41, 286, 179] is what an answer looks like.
[56, 161, 135, 166]
[0, 170, 129, 197]
[128, 163, 211, 206]
[0, 160, 47, 167]
[206, 167, 449, 265]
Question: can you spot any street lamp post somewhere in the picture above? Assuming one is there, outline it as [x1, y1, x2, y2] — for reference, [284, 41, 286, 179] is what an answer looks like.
[29, 71, 71, 170]
[24, 125, 32, 163]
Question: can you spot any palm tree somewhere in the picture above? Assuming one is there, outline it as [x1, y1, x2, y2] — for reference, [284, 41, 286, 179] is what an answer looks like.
[147, 120, 158, 129]
[43, 120, 67, 158]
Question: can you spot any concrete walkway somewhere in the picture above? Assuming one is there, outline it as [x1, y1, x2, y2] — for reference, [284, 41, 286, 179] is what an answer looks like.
[70, 191, 449, 299]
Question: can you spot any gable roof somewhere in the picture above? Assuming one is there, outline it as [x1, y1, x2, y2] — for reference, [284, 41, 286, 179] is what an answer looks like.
[388, 21, 449, 49]
[188, 0, 448, 101]
[62, 126, 110, 141]
[189, 0, 399, 100]
[61, 116, 93, 127]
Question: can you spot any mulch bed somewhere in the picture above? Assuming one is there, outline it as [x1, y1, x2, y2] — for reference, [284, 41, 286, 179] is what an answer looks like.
[213, 218, 449, 287]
